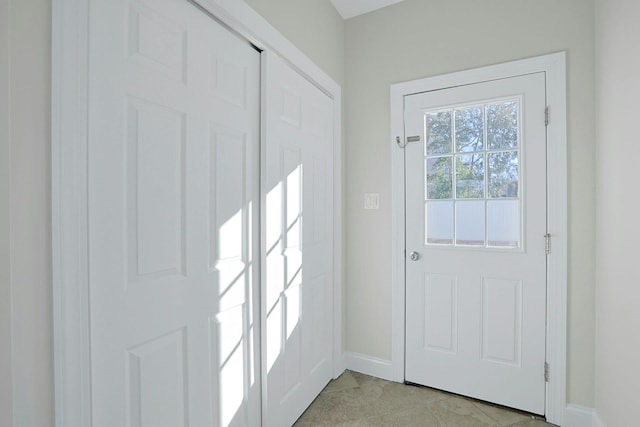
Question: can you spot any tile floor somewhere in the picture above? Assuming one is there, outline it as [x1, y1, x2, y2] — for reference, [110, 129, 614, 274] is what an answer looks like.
[294, 371, 556, 427]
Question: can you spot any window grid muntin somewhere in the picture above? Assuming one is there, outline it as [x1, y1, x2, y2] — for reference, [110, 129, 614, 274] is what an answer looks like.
[423, 97, 522, 249]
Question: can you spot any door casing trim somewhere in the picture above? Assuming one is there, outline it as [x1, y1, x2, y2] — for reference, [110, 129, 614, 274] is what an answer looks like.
[390, 52, 567, 425]
[52, 1, 343, 425]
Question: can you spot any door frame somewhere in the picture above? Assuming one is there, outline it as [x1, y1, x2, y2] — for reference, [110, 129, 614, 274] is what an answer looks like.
[51, 1, 343, 425]
[390, 52, 567, 425]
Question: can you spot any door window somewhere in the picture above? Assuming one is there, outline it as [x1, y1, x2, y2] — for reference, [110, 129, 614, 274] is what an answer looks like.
[424, 98, 522, 249]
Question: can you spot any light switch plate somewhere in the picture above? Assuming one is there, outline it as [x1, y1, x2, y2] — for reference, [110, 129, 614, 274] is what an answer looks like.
[364, 193, 380, 210]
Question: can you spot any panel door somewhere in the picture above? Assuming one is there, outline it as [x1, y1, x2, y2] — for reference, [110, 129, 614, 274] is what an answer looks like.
[404, 73, 548, 414]
[88, 0, 260, 425]
[262, 52, 334, 427]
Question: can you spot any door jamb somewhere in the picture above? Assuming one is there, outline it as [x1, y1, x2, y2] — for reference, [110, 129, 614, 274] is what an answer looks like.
[390, 52, 567, 426]
[52, 1, 343, 425]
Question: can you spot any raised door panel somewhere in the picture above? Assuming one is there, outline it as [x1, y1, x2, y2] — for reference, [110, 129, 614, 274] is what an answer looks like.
[128, 1, 187, 83]
[481, 278, 523, 366]
[127, 99, 186, 282]
[127, 329, 188, 427]
[423, 274, 458, 354]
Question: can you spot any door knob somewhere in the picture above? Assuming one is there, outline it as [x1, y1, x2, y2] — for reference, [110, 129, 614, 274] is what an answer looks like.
[409, 251, 420, 261]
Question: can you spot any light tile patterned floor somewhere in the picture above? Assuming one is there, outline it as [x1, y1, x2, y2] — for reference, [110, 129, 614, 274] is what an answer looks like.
[294, 371, 556, 427]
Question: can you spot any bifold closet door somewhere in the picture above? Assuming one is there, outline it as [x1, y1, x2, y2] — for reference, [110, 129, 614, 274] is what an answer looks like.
[87, 0, 261, 425]
[262, 52, 335, 427]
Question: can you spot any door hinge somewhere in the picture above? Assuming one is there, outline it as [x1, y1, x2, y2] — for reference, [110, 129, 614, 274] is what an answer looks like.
[544, 362, 550, 382]
[545, 106, 550, 126]
[544, 233, 552, 255]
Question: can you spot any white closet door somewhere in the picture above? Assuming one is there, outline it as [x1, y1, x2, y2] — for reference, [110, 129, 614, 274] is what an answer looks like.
[88, 0, 260, 425]
[262, 52, 335, 427]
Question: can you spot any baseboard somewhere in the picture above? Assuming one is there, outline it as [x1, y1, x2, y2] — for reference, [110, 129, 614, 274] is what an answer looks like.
[332, 352, 347, 379]
[564, 405, 594, 427]
[592, 411, 606, 427]
[344, 351, 395, 382]
[564, 405, 607, 427]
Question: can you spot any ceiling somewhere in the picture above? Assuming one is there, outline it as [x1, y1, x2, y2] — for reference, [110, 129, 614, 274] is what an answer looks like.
[330, 0, 407, 19]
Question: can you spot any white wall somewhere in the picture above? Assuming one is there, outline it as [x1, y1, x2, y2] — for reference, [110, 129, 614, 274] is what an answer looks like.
[1, 0, 14, 425]
[243, 0, 345, 87]
[6, 0, 54, 425]
[344, 0, 596, 407]
[594, 0, 640, 424]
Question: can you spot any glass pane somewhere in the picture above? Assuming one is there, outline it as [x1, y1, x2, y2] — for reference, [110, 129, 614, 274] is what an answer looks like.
[488, 151, 519, 198]
[426, 111, 452, 155]
[455, 106, 484, 152]
[487, 200, 520, 248]
[455, 154, 484, 199]
[487, 101, 518, 149]
[426, 201, 454, 245]
[426, 156, 452, 199]
[455, 201, 485, 246]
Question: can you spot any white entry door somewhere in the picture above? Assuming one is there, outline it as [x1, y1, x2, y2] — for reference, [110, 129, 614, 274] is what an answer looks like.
[262, 52, 335, 427]
[87, 0, 260, 425]
[404, 73, 548, 414]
